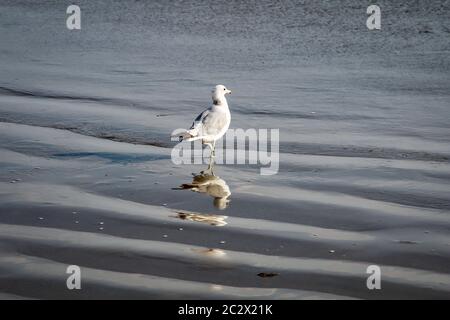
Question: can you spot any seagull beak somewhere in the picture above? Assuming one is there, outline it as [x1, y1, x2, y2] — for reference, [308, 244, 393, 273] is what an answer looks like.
[227, 89, 232, 95]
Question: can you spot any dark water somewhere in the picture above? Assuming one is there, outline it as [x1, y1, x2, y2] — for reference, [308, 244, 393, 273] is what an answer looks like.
[0, 0, 450, 299]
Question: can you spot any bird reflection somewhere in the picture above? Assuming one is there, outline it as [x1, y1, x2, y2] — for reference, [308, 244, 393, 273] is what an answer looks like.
[174, 168, 231, 210]
[175, 211, 228, 226]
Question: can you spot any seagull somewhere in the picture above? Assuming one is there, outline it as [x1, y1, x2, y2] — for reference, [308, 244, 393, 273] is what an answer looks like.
[175, 84, 232, 158]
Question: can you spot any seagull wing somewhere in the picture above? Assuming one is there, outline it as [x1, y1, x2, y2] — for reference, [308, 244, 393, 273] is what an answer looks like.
[176, 106, 229, 142]
[190, 108, 210, 131]
[175, 108, 211, 142]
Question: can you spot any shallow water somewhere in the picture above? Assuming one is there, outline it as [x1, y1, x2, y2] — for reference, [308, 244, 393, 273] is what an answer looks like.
[0, 0, 450, 299]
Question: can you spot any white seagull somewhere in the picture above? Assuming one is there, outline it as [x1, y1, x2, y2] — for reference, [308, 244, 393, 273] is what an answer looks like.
[176, 84, 232, 157]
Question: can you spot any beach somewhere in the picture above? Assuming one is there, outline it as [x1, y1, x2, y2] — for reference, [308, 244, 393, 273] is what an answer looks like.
[0, 0, 449, 299]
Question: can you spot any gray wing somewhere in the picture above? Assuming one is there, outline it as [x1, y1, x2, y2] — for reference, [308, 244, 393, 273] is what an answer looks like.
[190, 109, 210, 130]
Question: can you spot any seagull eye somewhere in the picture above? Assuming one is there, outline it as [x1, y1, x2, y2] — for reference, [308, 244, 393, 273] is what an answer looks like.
[223, 88, 226, 91]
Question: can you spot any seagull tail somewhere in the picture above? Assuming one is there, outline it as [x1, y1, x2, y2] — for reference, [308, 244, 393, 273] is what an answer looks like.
[172, 130, 202, 142]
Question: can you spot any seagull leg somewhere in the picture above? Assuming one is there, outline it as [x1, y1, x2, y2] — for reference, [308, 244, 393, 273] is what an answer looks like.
[212, 141, 216, 158]
[205, 143, 214, 159]
[201, 159, 214, 175]
[204, 142, 215, 160]
[210, 141, 216, 175]
[201, 142, 214, 175]
[207, 157, 215, 175]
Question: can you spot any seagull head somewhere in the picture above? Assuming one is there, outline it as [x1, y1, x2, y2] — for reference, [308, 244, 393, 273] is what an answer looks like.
[213, 84, 231, 96]
[212, 85, 231, 105]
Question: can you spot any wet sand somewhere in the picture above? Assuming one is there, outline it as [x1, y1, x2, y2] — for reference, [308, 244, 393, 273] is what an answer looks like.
[1, 0, 450, 299]
[1, 122, 450, 299]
